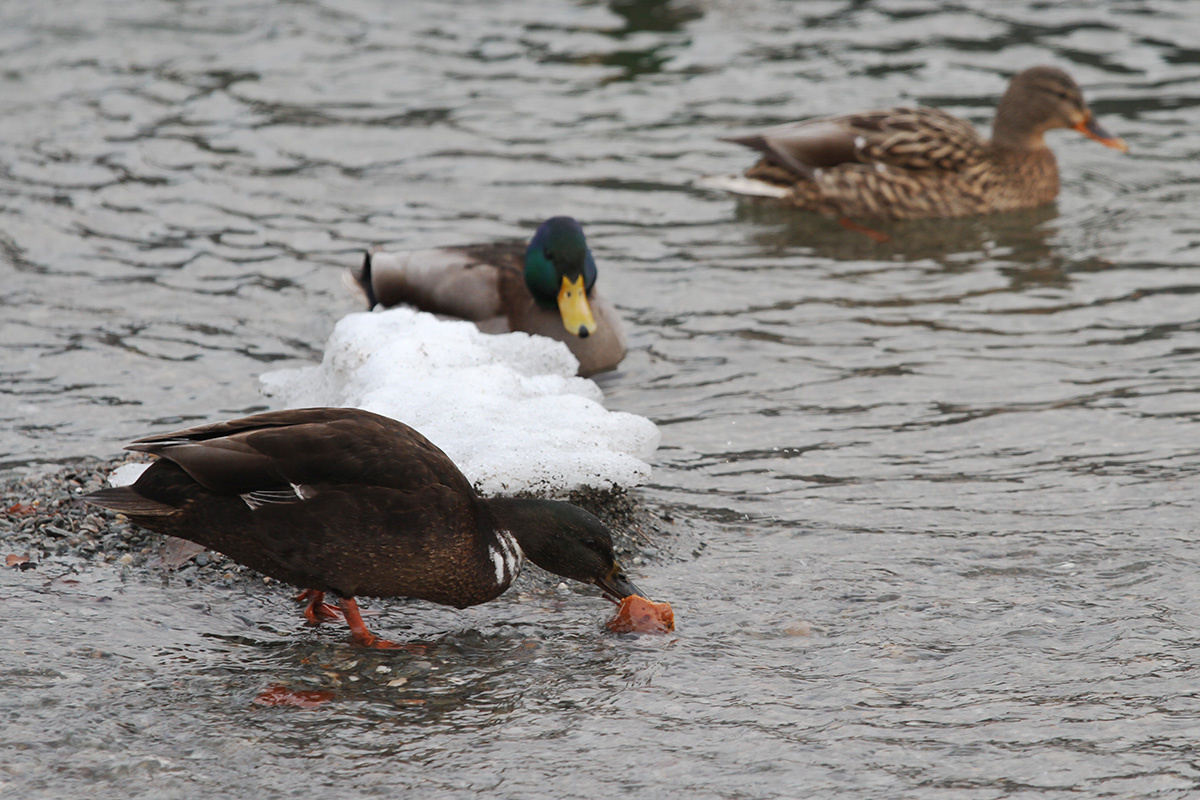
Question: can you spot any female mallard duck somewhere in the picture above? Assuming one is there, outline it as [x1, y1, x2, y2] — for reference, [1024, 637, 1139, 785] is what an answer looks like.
[351, 217, 626, 377]
[709, 66, 1128, 220]
[85, 407, 644, 648]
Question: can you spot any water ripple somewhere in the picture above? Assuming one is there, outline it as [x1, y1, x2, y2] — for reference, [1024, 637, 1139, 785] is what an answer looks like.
[5, 0, 1200, 797]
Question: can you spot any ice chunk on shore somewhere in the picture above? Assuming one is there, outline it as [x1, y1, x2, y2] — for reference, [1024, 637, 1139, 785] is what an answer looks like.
[259, 308, 659, 495]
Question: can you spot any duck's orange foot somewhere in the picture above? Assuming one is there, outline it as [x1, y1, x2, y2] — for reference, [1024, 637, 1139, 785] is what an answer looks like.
[348, 631, 405, 649]
[338, 596, 422, 650]
[358, 639, 429, 654]
[295, 589, 344, 625]
[838, 216, 890, 243]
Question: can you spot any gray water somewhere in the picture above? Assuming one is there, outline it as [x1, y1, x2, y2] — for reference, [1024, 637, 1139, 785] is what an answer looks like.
[5, 0, 1200, 797]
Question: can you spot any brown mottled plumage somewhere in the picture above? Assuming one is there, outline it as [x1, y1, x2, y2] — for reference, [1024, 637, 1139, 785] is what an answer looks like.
[713, 66, 1128, 220]
[85, 408, 643, 647]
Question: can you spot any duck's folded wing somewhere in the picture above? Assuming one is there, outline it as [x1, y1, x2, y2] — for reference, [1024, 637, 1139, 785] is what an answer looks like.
[126, 408, 474, 500]
[843, 108, 985, 172]
[727, 107, 985, 177]
[724, 118, 856, 178]
[351, 242, 524, 321]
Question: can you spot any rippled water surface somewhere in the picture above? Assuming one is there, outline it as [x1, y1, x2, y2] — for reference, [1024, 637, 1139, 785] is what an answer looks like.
[5, 0, 1200, 797]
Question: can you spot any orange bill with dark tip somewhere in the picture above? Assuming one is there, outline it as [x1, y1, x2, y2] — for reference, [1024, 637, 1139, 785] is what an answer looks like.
[1075, 115, 1129, 153]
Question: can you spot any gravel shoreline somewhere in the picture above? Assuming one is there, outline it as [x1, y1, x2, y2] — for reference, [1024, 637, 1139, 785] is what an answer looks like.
[2, 457, 674, 591]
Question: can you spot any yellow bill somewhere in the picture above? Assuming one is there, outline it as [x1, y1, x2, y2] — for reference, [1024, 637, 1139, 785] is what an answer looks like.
[557, 275, 597, 338]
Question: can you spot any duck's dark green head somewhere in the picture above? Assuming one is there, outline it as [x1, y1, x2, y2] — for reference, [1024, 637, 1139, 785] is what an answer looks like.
[492, 498, 643, 603]
[524, 217, 599, 339]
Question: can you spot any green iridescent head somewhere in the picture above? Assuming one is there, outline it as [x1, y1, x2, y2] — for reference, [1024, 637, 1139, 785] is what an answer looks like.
[523, 217, 599, 338]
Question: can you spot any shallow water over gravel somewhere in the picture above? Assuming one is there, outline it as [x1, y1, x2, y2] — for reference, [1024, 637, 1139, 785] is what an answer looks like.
[5, 1, 1200, 797]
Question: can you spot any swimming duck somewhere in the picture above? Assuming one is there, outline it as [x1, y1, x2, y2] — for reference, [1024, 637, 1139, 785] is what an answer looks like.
[350, 217, 626, 377]
[85, 407, 644, 648]
[708, 66, 1128, 220]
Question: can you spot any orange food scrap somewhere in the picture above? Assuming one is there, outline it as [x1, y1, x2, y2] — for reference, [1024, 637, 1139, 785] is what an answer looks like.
[6, 503, 36, 517]
[252, 685, 335, 709]
[6, 554, 30, 568]
[606, 594, 675, 634]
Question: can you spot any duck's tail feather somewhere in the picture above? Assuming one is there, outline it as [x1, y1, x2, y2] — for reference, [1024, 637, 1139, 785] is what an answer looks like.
[344, 250, 378, 310]
[84, 486, 177, 517]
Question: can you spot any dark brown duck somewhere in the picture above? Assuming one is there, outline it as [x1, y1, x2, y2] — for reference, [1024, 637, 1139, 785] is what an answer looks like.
[711, 66, 1128, 220]
[85, 407, 643, 648]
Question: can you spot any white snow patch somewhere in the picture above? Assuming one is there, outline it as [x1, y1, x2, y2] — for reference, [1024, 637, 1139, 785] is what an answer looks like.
[259, 308, 660, 495]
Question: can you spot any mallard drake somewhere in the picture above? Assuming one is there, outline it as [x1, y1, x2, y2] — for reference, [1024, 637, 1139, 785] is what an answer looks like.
[85, 407, 644, 648]
[350, 217, 626, 377]
[709, 66, 1128, 220]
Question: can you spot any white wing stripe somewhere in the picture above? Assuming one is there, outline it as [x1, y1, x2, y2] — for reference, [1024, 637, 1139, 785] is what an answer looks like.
[240, 484, 315, 511]
[489, 546, 507, 585]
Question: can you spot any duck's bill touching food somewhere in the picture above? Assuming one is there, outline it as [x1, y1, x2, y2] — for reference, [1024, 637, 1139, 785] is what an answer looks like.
[83, 408, 666, 646]
[594, 562, 644, 604]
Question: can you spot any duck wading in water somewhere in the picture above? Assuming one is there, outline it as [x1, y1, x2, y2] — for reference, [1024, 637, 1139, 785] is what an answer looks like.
[85, 408, 645, 648]
[350, 216, 626, 377]
[708, 66, 1128, 221]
